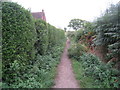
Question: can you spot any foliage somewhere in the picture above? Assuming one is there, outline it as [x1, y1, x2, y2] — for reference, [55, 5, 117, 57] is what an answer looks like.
[79, 53, 120, 88]
[2, 2, 36, 83]
[94, 2, 120, 63]
[75, 22, 95, 44]
[2, 46, 64, 88]
[47, 24, 65, 48]
[34, 19, 48, 55]
[0, 1, 1, 85]
[75, 29, 85, 42]
[64, 27, 67, 32]
[67, 2, 120, 88]
[66, 31, 75, 40]
[68, 19, 86, 30]
[68, 43, 88, 59]
[2, 2, 66, 88]
[34, 19, 65, 56]
[72, 59, 100, 88]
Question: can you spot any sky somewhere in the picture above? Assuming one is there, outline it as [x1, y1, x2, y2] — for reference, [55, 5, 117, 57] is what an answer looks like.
[12, 0, 119, 30]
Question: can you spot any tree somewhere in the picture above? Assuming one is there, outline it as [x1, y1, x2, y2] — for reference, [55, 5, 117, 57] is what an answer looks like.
[68, 19, 85, 30]
[64, 27, 67, 32]
[94, 2, 120, 64]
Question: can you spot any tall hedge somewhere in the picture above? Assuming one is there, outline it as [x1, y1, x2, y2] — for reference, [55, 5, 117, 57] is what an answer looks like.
[0, 3, 1, 83]
[47, 24, 65, 49]
[2, 2, 36, 83]
[34, 21, 65, 54]
[34, 19, 48, 55]
[94, 3, 120, 67]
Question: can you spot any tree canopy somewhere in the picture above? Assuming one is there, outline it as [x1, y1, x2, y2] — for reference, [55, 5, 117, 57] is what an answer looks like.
[68, 19, 85, 30]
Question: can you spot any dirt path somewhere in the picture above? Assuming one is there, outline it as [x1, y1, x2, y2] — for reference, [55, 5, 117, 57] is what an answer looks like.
[53, 39, 80, 88]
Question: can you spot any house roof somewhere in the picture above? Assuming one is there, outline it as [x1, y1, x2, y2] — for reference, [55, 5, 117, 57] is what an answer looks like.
[32, 12, 43, 19]
[31, 10, 46, 21]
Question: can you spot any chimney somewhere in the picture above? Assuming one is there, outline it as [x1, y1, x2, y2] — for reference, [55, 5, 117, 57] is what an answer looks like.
[42, 9, 46, 21]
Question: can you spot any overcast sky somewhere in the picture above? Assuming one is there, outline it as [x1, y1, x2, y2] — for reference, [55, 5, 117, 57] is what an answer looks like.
[12, 0, 119, 29]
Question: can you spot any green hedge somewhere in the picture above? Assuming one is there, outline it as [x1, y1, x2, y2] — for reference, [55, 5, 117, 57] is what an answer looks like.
[2, 2, 36, 83]
[47, 23, 65, 49]
[2, 2, 66, 88]
[34, 20, 65, 55]
[34, 19, 48, 55]
[94, 3, 120, 63]
[0, 1, 2, 83]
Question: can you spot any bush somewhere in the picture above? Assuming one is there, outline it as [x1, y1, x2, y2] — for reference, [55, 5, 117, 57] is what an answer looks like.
[66, 31, 75, 40]
[79, 53, 120, 88]
[2, 2, 36, 83]
[2, 45, 64, 88]
[34, 19, 48, 55]
[47, 24, 65, 48]
[75, 29, 84, 42]
[68, 43, 88, 59]
[94, 3, 120, 63]
[34, 21, 65, 55]
[2, 2, 66, 88]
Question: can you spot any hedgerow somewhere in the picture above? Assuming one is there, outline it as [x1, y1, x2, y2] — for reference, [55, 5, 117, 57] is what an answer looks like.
[68, 3, 120, 88]
[0, 1, 2, 85]
[2, 2, 66, 88]
[2, 2, 36, 84]
[94, 3, 120, 65]
[34, 19, 48, 55]
[47, 24, 65, 48]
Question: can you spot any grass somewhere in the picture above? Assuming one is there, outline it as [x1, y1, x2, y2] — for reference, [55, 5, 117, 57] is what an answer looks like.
[71, 59, 98, 88]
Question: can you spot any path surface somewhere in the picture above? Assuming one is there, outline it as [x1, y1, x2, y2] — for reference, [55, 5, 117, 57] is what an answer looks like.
[53, 39, 80, 88]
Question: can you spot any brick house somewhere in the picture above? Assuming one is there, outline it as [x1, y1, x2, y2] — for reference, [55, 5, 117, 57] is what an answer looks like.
[31, 10, 46, 21]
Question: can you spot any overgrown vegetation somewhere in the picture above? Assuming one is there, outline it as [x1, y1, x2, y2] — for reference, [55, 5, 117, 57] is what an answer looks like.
[72, 54, 120, 88]
[80, 53, 120, 88]
[94, 3, 120, 65]
[68, 2, 120, 88]
[69, 42, 120, 88]
[2, 2, 65, 88]
[72, 59, 99, 88]
[68, 43, 88, 59]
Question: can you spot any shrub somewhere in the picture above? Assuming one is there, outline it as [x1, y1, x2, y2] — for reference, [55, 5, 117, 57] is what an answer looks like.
[75, 29, 84, 42]
[2, 2, 65, 88]
[47, 23, 65, 48]
[94, 3, 120, 63]
[34, 19, 48, 55]
[68, 43, 88, 59]
[2, 2, 36, 83]
[67, 31, 75, 40]
[79, 53, 120, 88]
[2, 45, 64, 88]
